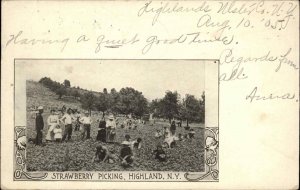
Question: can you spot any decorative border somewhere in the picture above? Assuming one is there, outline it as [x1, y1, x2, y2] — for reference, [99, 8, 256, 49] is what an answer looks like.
[13, 59, 219, 182]
[14, 126, 48, 180]
[184, 128, 219, 181]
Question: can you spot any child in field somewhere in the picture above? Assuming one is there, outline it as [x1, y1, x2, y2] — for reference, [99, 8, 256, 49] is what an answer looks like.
[127, 119, 132, 130]
[152, 144, 166, 162]
[163, 135, 176, 148]
[177, 120, 182, 128]
[120, 141, 133, 167]
[120, 119, 126, 129]
[133, 120, 138, 130]
[53, 125, 62, 142]
[178, 133, 184, 141]
[133, 138, 142, 149]
[154, 129, 162, 138]
[170, 120, 176, 135]
[162, 126, 170, 138]
[188, 129, 195, 139]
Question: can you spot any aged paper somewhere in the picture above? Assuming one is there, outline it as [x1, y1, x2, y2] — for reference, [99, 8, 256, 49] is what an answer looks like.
[1, 0, 299, 189]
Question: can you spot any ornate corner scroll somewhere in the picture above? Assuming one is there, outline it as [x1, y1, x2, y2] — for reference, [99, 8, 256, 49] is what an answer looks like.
[184, 127, 219, 181]
[14, 126, 48, 180]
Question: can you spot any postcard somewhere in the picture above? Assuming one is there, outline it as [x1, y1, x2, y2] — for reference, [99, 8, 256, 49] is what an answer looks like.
[1, 0, 299, 189]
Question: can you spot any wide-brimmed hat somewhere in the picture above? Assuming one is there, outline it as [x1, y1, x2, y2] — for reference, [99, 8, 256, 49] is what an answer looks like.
[108, 115, 114, 120]
[84, 111, 89, 114]
[38, 106, 43, 110]
[121, 141, 130, 146]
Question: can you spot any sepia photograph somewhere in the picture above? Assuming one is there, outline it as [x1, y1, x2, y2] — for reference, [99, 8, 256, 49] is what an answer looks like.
[14, 60, 210, 173]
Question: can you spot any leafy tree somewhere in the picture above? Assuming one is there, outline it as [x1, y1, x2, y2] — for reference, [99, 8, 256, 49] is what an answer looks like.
[117, 87, 148, 117]
[74, 90, 81, 99]
[199, 91, 205, 123]
[133, 94, 148, 117]
[149, 99, 162, 117]
[64, 80, 71, 88]
[39, 77, 65, 95]
[110, 88, 117, 94]
[95, 93, 110, 115]
[81, 92, 96, 115]
[70, 89, 81, 99]
[103, 88, 108, 94]
[182, 94, 201, 126]
[201, 91, 205, 105]
[39, 77, 52, 86]
[110, 88, 120, 113]
[38, 76, 204, 123]
[179, 92, 205, 125]
[56, 86, 67, 99]
[160, 91, 179, 123]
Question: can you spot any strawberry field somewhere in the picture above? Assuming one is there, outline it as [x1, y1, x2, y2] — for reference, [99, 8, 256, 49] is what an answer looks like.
[26, 114, 205, 172]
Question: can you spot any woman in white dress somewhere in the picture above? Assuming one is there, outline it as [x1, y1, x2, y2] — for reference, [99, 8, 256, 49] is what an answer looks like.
[46, 109, 59, 142]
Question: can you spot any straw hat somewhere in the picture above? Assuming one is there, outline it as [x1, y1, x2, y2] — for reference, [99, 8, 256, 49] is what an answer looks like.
[38, 106, 43, 110]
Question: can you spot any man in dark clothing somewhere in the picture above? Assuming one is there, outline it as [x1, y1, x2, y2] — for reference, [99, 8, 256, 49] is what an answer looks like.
[35, 106, 44, 145]
[120, 141, 133, 167]
[170, 120, 176, 135]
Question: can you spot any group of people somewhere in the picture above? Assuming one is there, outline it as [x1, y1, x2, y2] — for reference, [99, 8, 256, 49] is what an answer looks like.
[93, 116, 146, 167]
[33, 105, 196, 168]
[92, 134, 143, 167]
[33, 105, 118, 145]
[154, 120, 195, 149]
[92, 120, 196, 167]
[119, 117, 144, 130]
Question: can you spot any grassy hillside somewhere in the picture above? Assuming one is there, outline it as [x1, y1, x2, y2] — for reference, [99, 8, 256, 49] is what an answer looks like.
[26, 80, 82, 111]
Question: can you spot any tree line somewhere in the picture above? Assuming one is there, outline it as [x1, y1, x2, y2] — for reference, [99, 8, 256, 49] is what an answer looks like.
[39, 77, 205, 125]
[149, 91, 205, 126]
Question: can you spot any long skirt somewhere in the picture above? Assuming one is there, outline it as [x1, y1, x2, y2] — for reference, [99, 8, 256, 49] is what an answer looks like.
[106, 128, 116, 143]
[46, 125, 55, 141]
[96, 128, 106, 142]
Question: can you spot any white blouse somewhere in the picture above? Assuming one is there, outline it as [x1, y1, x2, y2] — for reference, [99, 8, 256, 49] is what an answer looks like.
[106, 120, 116, 128]
[47, 115, 59, 126]
[80, 116, 92, 124]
